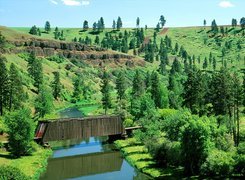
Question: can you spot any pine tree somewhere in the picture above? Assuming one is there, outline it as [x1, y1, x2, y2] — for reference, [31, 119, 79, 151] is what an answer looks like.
[203, 19, 206, 27]
[0, 56, 8, 115]
[112, 20, 116, 29]
[83, 20, 89, 30]
[73, 75, 83, 100]
[27, 52, 43, 91]
[34, 85, 53, 118]
[159, 15, 166, 28]
[45, 21, 51, 33]
[8, 63, 25, 111]
[151, 72, 164, 108]
[211, 19, 218, 34]
[182, 68, 206, 115]
[101, 71, 112, 114]
[116, 71, 126, 101]
[29, 25, 38, 35]
[136, 17, 140, 28]
[170, 57, 182, 74]
[203, 57, 208, 69]
[52, 72, 62, 100]
[95, 35, 100, 45]
[117, 17, 122, 30]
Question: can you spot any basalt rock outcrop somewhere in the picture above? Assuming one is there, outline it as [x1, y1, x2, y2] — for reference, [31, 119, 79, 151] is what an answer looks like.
[7, 38, 145, 67]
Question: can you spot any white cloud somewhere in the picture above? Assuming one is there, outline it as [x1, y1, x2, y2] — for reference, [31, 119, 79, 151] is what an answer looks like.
[82, 1, 90, 6]
[219, 1, 235, 8]
[49, 0, 58, 5]
[62, 0, 81, 6]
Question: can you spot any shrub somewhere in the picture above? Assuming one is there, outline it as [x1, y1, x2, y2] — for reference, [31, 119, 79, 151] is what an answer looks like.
[123, 118, 133, 127]
[234, 142, 245, 176]
[4, 108, 35, 157]
[0, 165, 30, 180]
[201, 149, 235, 176]
[47, 55, 65, 63]
[146, 138, 181, 167]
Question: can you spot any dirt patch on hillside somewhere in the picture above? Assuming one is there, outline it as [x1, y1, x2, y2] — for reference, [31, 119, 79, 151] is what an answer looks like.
[159, 28, 169, 35]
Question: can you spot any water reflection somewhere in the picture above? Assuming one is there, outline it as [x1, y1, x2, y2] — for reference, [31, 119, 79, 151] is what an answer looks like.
[40, 137, 151, 180]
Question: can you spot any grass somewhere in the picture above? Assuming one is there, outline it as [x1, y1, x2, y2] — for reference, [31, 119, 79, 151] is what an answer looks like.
[0, 143, 52, 179]
[115, 138, 176, 178]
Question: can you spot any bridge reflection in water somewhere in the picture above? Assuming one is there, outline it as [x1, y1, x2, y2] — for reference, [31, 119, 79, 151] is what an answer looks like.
[42, 151, 123, 180]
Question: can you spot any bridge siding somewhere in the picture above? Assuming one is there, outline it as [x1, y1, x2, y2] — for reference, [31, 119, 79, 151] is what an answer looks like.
[41, 116, 123, 142]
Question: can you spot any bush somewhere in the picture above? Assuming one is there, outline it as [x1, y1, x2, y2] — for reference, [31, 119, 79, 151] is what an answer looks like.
[201, 149, 235, 176]
[234, 142, 245, 176]
[123, 118, 133, 127]
[47, 55, 65, 63]
[146, 138, 181, 167]
[0, 165, 30, 180]
[5, 108, 35, 157]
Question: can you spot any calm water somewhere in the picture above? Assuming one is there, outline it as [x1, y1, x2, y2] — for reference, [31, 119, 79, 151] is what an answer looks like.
[40, 107, 151, 180]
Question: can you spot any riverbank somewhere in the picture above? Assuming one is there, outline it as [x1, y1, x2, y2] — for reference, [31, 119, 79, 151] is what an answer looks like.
[115, 138, 183, 178]
[0, 143, 52, 179]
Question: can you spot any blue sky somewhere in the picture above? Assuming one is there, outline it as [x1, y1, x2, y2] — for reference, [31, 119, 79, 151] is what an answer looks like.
[0, 0, 244, 28]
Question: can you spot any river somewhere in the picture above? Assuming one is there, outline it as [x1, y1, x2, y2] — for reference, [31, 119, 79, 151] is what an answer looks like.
[40, 107, 151, 180]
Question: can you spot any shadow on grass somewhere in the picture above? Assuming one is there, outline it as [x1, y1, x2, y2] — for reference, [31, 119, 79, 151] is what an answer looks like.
[0, 153, 12, 159]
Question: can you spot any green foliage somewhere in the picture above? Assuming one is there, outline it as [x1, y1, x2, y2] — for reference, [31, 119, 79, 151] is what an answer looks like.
[0, 165, 30, 180]
[201, 149, 235, 176]
[0, 31, 6, 48]
[4, 108, 34, 157]
[34, 86, 53, 118]
[51, 71, 62, 100]
[27, 52, 43, 91]
[100, 71, 112, 114]
[123, 118, 133, 127]
[0, 55, 8, 116]
[8, 63, 25, 111]
[181, 117, 211, 175]
[47, 55, 65, 63]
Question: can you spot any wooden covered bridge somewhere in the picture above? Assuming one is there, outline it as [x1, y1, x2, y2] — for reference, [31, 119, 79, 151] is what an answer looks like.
[35, 115, 141, 143]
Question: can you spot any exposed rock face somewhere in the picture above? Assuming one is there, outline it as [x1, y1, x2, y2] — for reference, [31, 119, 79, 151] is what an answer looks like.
[8, 38, 145, 67]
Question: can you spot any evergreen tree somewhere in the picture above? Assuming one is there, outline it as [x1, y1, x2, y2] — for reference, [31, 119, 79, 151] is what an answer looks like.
[27, 52, 43, 91]
[131, 70, 144, 98]
[159, 15, 166, 28]
[95, 35, 100, 45]
[83, 20, 89, 30]
[117, 17, 123, 30]
[136, 17, 140, 28]
[116, 71, 126, 101]
[182, 68, 206, 115]
[151, 72, 164, 108]
[8, 63, 25, 111]
[29, 25, 38, 35]
[170, 57, 182, 74]
[156, 23, 160, 32]
[112, 20, 116, 29]
[204, 19, 207, 27]
[203, 57, 208, 69]
[73, 75, 83, 100]
[240, 17, 245, 29]
[5, 108, 34, 157]
[211, 19, 218, 34]
[34, 85, 53, 118]
[232, 18, 237, 27]
[51, 71, 62, 100]
[212, 57, 216, 70]
[0, 56, 8, 115]
[45, 21, 51, 33]
[100, 17, 105, 31]
[93, 22, 97, 31]
[101, 71, 112, 114]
